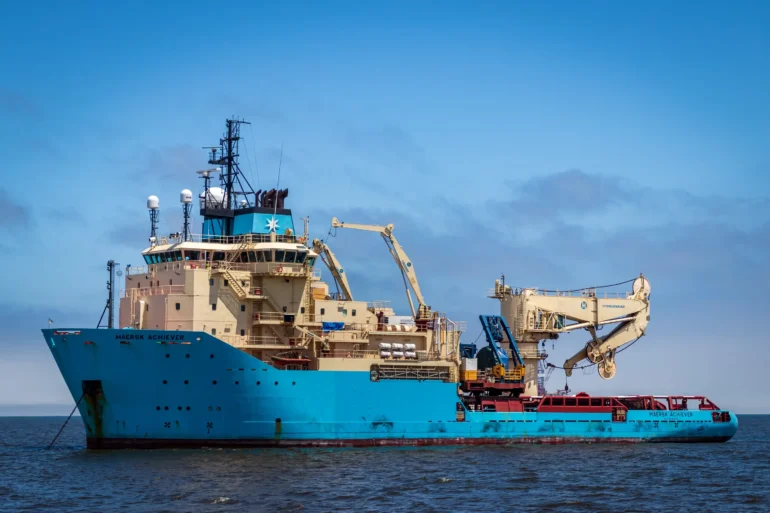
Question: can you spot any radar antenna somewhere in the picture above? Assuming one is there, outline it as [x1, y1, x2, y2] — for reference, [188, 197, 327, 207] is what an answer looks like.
[147, 195, 159, 241]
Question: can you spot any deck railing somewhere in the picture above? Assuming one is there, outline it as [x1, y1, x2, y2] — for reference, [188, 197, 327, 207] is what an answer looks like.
[152, 233, 304, 246]
[120, 285, 185, 298]
[487, 287, 631, 300]
[220, 335, 286, 347]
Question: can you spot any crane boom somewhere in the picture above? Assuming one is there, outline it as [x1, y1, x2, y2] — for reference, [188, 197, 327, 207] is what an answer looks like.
[312, 239, 354, 301]
[331, 217, 430, 319]
[491, 275, 651, 381]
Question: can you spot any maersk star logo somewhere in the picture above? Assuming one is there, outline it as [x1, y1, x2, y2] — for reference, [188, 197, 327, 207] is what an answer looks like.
[266, 216, 280, 233]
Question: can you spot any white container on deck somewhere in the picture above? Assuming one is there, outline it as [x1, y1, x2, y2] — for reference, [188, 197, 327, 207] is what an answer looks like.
[380, 351, 392, 358]
[404, 343, 416, 351]
[392, 351, 404, 359]
[391, 343, 404, 350]
[404, 351, 417, 359]
[461, 357, 478, 371]
[379, 342, 392, 350]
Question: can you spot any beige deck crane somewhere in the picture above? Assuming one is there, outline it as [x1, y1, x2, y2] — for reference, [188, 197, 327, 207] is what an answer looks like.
[331, 217, 431, 320]
[491, 275, 651, 383]
[311, 238, 354, 301]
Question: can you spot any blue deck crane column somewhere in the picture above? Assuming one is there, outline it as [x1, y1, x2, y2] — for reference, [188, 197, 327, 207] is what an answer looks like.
[479, 315, 525, 382]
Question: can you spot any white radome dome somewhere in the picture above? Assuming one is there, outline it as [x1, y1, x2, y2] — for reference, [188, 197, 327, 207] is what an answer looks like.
[147, 195, 159, 210]
[180, 189, 193, 204]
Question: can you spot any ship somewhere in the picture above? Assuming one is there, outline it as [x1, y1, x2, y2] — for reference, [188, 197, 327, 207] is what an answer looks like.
[43, 118, 738, 448]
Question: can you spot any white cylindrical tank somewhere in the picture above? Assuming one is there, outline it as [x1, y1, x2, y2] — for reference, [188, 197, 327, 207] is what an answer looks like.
[404, 351, 417, 359]
[404, 343, 416, 351]
[180, 189, 193, 204]
[379, 342, 392, 350]
[391, 343, 404, 350]
[147, 195, 159, 210]
[379, 351, 392, 359]
[392, 351, 404, 359]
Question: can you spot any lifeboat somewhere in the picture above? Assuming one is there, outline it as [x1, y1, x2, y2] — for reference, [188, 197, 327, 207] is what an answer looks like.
[271, 351, 311, 367]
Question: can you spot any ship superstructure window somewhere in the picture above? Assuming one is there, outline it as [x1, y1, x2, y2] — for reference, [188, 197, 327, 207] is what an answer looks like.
[209, 279, 214, 286]
[185, 250, 200, 261]
[352, 309, 357, 316]
[248, 252, 257, 263]
[262, 250, 273, 262]
[143, 255, 152, 264]
[175, 303, 180, 310]
[240, 329, 245, 336]
[211, 328, 216, 335]
[256, 251, 265, 263]
[240, 252, 249, 263]
[275, 250, 285, 262]
[213, 252, 225, 261]
[296, 252, 307, 264]
[240, 305, 245, 312]
[307, 257, 316, 266]
[320, 308, 325, 315]
[212, 303, 217, 311]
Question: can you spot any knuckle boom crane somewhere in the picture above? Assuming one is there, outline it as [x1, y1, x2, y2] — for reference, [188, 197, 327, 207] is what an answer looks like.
[331, 217, 431, 321]
[490, 275, 651, 394]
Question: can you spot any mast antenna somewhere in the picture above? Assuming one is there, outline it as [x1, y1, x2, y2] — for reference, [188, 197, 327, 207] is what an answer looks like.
[180, 189, 193, 241]
[147, 195, 159, 242]
[97, 260, 121, 329]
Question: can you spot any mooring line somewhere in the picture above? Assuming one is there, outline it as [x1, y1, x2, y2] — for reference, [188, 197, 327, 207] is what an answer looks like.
[47, 393, 84, 450]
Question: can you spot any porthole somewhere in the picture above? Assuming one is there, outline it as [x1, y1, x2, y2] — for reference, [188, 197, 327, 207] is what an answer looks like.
[165, 353, 170, 358]
[186, 406, 190, 411]
[212, 380, 217, 385]
[156, 406, 160, 411]
[235, 381, 239, 385]
[256, 381, 261, 385]
[274, 381, 278, 386]
[185, 354, 190, 359]
[184, 380, 189, 385]
[178, 406, 182, 411]
[164, 406, 169, 411]
[292, 381, 296, 386]
[162, 380, 167, 384]
[210, 354, 215, 359]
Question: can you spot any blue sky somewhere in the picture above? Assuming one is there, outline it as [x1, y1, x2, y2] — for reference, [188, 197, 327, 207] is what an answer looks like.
[0, 1, 768, 414]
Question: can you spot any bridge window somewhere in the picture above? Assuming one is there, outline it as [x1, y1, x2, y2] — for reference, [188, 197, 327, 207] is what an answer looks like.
[296, 252, 307, 264]
[307, 257, 316, 266]
[275, 250, 285, 262]
[262, 250, 273, 262]
[284, 251, 296, 263]
[552, 398, 564, 406]
[256, 251, 265, 263]
[174, 251, 182, 261]
[143, 255, 152, 264]
[248, 252, 257, 263]
[213, 252, 225, 262]
[240, 252, 249, 263]
[185, 250, 200, 261]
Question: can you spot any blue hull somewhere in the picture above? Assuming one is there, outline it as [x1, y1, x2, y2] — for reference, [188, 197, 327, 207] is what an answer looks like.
[43, 329, 738, 448]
